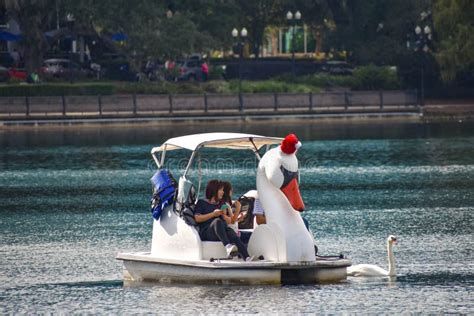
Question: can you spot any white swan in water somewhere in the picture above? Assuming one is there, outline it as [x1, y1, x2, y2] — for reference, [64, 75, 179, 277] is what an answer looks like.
[347, 235, 397, 277]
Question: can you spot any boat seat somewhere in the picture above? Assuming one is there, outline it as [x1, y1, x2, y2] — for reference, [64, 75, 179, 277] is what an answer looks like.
[201, 241, 227, 260]
[200, 229, 254, 260]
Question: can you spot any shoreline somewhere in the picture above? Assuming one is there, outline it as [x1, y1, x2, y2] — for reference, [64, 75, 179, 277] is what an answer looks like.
[0, 111, 421, 129]
[0, 103, 473, 129]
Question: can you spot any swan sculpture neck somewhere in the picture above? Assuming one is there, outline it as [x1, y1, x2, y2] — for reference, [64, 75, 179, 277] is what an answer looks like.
[254, 146, 315, 262]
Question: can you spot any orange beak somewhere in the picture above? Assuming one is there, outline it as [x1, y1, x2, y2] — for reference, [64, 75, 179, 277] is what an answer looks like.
[281, 178, 305, 212]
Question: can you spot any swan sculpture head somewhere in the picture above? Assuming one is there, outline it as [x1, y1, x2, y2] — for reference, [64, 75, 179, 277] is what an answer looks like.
[260, 134, 305, 212]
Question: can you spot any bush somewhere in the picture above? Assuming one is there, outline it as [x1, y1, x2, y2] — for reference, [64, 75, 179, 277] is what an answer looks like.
[7, 77, 24, 85]
[202, 80, 231, 93]
[273, 66, 402, 90]
[227, 80, 319, 93]
[241, 80, 289, 93]
[208, 65, 225, 81]
[0, 67, 402, 97]
[303, 74, 355, 88]
[274, 73, 354, 88]
[351, 65, 401, 90]
[173, 82, 204, 94]
[115, 81, 186, 94]
[116, 81, 234, 95]
[0, 82, 116, 96]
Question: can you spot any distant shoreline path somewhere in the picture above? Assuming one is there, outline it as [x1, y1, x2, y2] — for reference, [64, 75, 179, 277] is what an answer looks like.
[0, 92, 473, 128]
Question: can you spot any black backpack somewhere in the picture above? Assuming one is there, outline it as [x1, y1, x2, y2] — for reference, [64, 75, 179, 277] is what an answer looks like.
[176, 181, 199, 231]
[237, 196, 256, 229]
[182, 206, 198, 230]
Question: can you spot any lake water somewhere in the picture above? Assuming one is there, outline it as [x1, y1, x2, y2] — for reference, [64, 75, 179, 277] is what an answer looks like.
[1, 121, 473, 314]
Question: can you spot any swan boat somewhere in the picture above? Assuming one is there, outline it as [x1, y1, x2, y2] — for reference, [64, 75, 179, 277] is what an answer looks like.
[117, 132, 351, 284]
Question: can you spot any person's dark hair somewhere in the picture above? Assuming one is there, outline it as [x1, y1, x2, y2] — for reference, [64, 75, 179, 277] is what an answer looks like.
[222, 181, 232, 204]
[205, 179, 223, 201]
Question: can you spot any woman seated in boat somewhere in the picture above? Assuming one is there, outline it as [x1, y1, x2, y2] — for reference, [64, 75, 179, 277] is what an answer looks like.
[221, 181, 241, 234]
[194, 180, 253, 261]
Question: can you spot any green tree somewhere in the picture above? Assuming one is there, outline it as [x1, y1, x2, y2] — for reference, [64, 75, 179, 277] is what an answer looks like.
[64, 1, 165, 71]
[170, 0, 241, 54]
[1, 0, 55, 73]
[325, 0, 425, 65]
[65, 0, 232, 70]
[236, 0, 283, 58]
[434, 0, 474, 81]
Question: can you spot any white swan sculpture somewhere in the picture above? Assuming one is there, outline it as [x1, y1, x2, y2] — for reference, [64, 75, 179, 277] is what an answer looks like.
[347, 235, 397, 277]
[248, 134, 316, 262]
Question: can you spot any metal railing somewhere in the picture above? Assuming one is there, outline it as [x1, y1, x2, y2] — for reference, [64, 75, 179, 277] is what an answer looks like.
[0, 90, 418, 119]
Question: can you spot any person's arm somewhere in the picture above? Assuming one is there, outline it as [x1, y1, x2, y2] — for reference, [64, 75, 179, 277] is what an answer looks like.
[220, 203, 232, 224]
[231, 200, 241, 224]
[194, 201, 224, 223]
[255, 214, 266, 225]
[222, 212, 232, 224]
[253, 198, 266, 225]
[195, 209, 223, 223]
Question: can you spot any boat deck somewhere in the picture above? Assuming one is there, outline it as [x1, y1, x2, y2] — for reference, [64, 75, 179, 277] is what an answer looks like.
[117, 252, 351, 284]
[117, 252, 351, 269]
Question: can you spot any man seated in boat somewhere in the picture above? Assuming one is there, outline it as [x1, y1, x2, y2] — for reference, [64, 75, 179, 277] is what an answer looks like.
[194, 180, 255, 261]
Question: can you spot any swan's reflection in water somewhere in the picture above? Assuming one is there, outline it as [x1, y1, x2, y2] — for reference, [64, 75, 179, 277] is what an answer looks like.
[347, 275, 398, 288]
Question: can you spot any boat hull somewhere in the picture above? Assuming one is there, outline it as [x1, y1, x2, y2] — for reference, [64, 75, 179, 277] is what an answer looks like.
[117, 252, 351, 285]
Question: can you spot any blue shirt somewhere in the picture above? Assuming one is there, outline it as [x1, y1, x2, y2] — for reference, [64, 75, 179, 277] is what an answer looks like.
[194, 199, 222, 232]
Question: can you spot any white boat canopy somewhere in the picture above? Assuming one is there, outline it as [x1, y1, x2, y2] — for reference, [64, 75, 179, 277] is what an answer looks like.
[151, 132, 283, 153]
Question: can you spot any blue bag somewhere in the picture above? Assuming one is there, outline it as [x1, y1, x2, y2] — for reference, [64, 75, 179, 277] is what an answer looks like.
[150, 169, 177, 220]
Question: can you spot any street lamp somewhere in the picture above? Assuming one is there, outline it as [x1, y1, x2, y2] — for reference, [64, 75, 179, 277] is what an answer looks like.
[66, 13, 76, 84]
[232, 27, 248, 104]
[286, 10, 301, 77]
[407, 11, 433, 107]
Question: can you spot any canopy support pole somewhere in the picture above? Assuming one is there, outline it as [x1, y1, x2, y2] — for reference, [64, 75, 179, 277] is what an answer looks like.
[183, 150, 197, 178]
[152, 153, 161, 169]
[160, 145, 167, 167]
[250, 138, 262, 160]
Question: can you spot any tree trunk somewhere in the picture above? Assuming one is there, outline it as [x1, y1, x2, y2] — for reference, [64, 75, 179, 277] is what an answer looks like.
[5, 0, 53, 74]
[18, 13, 48, 73]
[251, 22, 265, 59]
[23, 42, 44, 74]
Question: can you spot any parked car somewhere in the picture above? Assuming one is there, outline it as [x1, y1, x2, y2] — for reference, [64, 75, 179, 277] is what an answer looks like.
[8, 67, 27, 81]
[42, 58, 92, 79]
[175, 59, 203, 81]
[321, 61, 354, 75]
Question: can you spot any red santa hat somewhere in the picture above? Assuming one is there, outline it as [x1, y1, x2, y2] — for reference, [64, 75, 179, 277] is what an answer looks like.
[280, 134, 301, 155]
